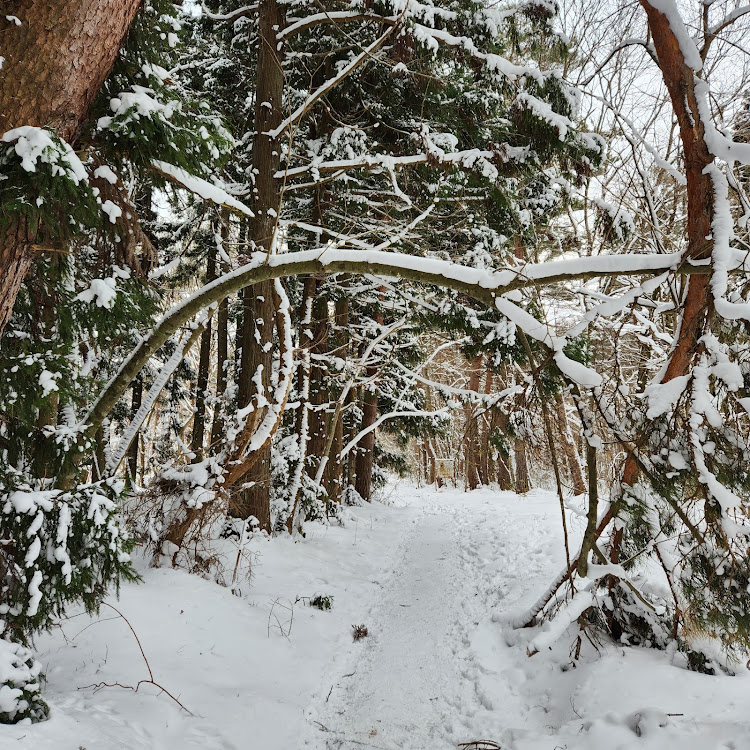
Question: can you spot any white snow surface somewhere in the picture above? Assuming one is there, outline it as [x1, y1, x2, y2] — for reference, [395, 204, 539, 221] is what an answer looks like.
[4, 483, 750, 749]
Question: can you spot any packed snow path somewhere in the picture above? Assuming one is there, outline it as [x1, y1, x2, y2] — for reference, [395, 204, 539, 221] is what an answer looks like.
[303, 492, 560, 750]
[4, 484, 750, 749]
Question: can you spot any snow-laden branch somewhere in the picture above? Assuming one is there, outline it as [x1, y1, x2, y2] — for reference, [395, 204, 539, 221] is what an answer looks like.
[152, 161, 254, 216]
[74, 245, 748, 470]
[412, 23, 545, 83]
[268, 22, 400, 140]
[278, 12, 399, 41]
[104, 312, 210, 475]
[340, 408, 450, 459]
[276, 146, 526, 182]
[706, 4, 750, 40]
[201, 4, 257, 22]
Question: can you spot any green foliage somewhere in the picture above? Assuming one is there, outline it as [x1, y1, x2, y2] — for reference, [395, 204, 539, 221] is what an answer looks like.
[0, 253, 157, 478]
[0, 127, 101, 243]
[93, 0, 234, 176]
[0, 639, 49, 724]
[0, 479, 138, 641]
[308, 594, 334, 611]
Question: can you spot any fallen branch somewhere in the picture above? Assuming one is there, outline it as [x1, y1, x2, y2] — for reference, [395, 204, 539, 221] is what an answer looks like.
[77, 602, 193, 715]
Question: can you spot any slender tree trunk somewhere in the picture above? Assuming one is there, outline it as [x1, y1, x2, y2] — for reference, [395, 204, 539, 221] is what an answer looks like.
[354, 380, 378, 501]
[125, 375, 143, 487]
[191, 246, 216, 460]
[354, 302, 383, 501]
[495, 409, 513, 490]
[210, 215, 230, 449]
[210, 294, 229, 448]
[556, 393, 586, 495]
[306, 278, 329, 486]
[514, 437, 530, 494]
[478, 367, 492, 486]
[327, 292, 349, 504]
[465, 354, 482, 490]
[0, 0, 143, 337]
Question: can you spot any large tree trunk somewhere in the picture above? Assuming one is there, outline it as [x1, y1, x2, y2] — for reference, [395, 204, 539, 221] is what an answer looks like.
[0, 0, 142, 337]
[230, 0, 284, 530]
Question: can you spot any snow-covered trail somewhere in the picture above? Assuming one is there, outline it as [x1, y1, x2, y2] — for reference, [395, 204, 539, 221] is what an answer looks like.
[304, 491, 562, 749]
[5, 482, 750, 750]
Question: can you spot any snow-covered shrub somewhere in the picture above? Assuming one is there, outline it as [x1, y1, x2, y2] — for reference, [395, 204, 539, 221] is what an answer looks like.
[0, 126, 101, 245]
[0, 639, 48, 724]
[0, 479, 137, 640]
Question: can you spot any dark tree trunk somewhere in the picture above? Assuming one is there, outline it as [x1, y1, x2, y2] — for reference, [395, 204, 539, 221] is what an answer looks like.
[191, 246, 217, 460]
[478, 367, 492, 486]
[233, 282, 275, 530]
[125, 375, 143, 487]
[514, 438, 530, 494]
[326, 293, 349, 504]
[306, 278, 329, 486]
[354, 380, 378, 501]
[210, 294, 229, 448]
[465, 355, 482, 490]
[230, 0, 284, 530]
[0, 0, 142, 337]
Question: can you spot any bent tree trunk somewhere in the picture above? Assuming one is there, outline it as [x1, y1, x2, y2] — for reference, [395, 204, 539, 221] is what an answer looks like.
[0, 0, 142, 337]
[614, 4, 715, 498]
[600, 3, 718, 629]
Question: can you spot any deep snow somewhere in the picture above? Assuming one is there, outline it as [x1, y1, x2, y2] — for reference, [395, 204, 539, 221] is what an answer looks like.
[2, 483, 750, 749]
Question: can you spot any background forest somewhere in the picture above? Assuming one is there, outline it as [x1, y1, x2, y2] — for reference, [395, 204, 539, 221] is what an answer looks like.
[2, 0, 750, 741]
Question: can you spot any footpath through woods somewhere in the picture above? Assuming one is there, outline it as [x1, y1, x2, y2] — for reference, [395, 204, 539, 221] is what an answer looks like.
[303, 490, 558, 749]
[3, 485, 750, 749]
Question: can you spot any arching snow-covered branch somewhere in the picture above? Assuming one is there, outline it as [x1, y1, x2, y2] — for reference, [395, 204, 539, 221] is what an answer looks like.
[78, 245, 747, 458]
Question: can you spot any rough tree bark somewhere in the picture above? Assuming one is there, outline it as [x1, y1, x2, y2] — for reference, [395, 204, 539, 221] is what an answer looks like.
[0, 0, 142, 337]
[230, 0, 284, 530]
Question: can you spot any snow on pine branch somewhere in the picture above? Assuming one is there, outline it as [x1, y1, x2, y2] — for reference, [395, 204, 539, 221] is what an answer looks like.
[268, 23, 400, 140]
[276, 145, 529, 182]
[152, 160, 253, 216]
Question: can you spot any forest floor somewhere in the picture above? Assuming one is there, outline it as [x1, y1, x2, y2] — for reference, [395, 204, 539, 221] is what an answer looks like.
[3, 482, 750, 749]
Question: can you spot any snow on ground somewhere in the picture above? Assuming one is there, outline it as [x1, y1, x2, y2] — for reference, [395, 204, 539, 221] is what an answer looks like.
[2, 482, 750, 749]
